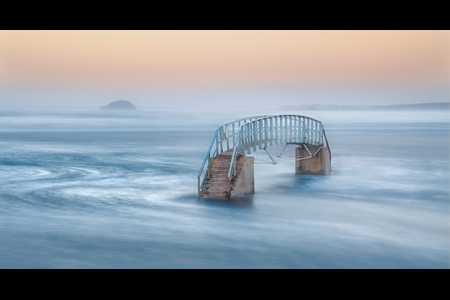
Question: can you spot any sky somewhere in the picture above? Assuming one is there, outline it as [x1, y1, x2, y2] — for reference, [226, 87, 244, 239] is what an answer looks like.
[0, 30, 448, 110]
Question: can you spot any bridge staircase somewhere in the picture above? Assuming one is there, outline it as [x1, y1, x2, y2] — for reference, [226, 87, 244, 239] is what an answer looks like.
[199, 151, 241, 198]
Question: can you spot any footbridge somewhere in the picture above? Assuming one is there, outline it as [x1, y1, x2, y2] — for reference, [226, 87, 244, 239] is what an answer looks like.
[198, 115, 331, 198]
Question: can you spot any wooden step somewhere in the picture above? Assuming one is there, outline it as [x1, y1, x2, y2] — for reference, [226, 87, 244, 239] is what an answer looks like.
[208, 180, 230, 185]
[214, 159, 231, 163]
[199, 190, 229, 197]
[209, 187, 229, 193]
[210, 174, 228, 178]
[210, 166, 229, 170]
[209, 193, 228, 198]
[211, 164, 231, 169]
[210, 178, 229, 183]
[201, 183, 231, 188]
[210, 171, 229, 176]
[204, 181, 230, 187]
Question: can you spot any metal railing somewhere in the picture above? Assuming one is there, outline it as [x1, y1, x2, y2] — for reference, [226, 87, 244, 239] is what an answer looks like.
[227, 115, 330, 182]
[197, 115, 331, 197]
[197, 115, 269, 196]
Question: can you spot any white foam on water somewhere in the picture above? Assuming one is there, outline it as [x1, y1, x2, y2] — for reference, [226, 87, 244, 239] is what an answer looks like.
[0, 110, 448, 268]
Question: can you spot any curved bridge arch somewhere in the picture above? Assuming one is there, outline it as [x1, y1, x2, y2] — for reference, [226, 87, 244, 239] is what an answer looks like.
[198, 115, 331, 198]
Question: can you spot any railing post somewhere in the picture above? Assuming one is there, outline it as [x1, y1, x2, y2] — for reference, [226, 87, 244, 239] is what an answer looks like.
[274, 116, 278, 145]
[307, 117, 310, 144]
[248, 124, 251, 151]
[292, 116, 295, 143]
[258, 119, 262, 150]
[242, 129, 246, 156]
[293, 116, 296, 143]
[315, 121, 318, 145]
[318, 122, 321, 146]
[234, 131, 238, 175]
[220, 127, 224, 153]
[292, 116, 297, 143]
[215, 135, 219, 158]
[226, 126, 229, 150]
[263, 118, 266, 147]
[252, 123, 255, 144]
[240, 128, 245, 156]
[285, 116, 288, 144]
[253, 121, 257, 152]
[302, 117, 306, 143]
[322, 123, 325, 146]
[295, 116, 298, 143]
[289, 115, 294, 143]
[279, 116, 282, 144]
[287, 116, 289, 143]
[243, 124, 246, 154]
[298, 116, 301, 143]
[314, 121, 318, 145]
[270, 117, 273, 146]
[233, 123, 235, 148]
[243, 119, 246, 143]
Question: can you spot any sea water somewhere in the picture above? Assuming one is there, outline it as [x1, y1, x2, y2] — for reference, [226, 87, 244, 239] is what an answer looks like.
[0, 110, 448, 268]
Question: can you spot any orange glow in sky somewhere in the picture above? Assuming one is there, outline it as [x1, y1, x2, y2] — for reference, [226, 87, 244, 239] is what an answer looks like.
[0, 30, 448, 88]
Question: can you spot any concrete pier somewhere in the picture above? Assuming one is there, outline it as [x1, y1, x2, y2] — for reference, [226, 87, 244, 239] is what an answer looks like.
[230, 156, 254, 198]
[295, 146, 331, 175]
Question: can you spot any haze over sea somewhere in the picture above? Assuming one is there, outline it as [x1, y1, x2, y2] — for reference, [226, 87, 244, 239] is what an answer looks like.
[0, 109, 448, 269]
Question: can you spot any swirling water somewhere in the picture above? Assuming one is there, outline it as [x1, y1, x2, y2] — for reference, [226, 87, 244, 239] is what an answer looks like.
[0, 110, 448, 268]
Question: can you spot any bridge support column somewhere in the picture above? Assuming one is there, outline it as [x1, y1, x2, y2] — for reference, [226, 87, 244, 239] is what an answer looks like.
[230, 157, 254, 197]
[295, 146, 331, 175]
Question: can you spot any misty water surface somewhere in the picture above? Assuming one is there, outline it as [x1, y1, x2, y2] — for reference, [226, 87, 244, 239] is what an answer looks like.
[0, 110, 448, 268]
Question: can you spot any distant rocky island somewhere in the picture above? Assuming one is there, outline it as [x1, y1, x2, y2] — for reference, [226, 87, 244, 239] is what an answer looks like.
[100, 100, 136, 110]
[280, 102, 449, 111]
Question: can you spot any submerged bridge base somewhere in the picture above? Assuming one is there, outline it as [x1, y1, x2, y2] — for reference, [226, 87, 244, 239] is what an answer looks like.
[199, 152, 254, 198]
[295, 146, 331, 175]
[200, 145, 331, 199]
[230, 156, 254, 198]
